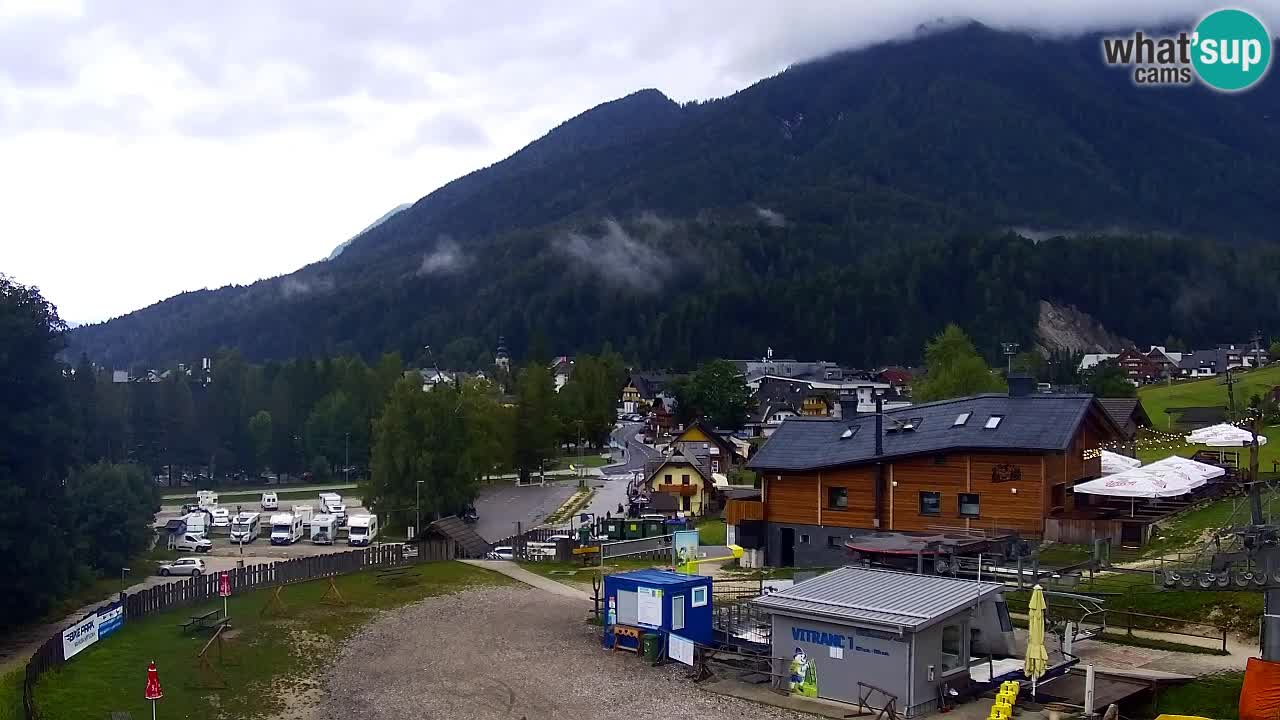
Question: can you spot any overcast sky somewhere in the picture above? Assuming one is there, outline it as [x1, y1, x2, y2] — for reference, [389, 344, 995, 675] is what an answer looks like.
[2, 1, 1274, 324]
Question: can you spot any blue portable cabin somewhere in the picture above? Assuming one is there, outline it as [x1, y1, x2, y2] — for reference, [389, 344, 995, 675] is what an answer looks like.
[602, 569, 713, 649]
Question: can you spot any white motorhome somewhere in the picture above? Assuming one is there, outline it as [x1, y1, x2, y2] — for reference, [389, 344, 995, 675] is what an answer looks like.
[229, 512, 261, 543]
[318, 493, 347, 525]
[310, 514, 338, 544]
[292, 504, 315, 527]
[181, 511, 209, 538]
[346, 515, 378, 546]
[196, 490, 219, 509]
[261, 492, 278, 511]
[270, 513, 304, 545]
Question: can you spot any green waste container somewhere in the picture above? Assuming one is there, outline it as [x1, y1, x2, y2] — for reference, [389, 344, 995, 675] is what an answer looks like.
[642, 633, 661, 662]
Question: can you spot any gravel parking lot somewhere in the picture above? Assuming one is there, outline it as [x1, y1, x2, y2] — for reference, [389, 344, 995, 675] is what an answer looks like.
[324, 585, 808, 720]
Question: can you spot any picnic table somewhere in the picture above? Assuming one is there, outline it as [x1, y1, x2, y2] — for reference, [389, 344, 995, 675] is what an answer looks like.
[180, 608, 229, 634]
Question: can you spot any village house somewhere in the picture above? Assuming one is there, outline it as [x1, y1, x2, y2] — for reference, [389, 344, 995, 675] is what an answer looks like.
[735, 378, 1124, 567]
[644, 453, 716, 516]
[670, 421, 738, 479]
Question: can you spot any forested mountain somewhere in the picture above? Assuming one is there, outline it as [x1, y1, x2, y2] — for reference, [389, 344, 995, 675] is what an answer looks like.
[71, 23, 1280, 369]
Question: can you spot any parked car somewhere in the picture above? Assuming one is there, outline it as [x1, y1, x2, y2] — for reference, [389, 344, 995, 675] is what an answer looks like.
[461, 504, 479, 523]
[487, 546, 514, 560]
[261, 492, 278, 511]
[173, 532, 212, 553]
[158, 557, 206, 576]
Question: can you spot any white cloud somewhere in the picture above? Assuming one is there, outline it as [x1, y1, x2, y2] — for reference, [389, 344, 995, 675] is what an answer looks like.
[3, 0, 1278, 322]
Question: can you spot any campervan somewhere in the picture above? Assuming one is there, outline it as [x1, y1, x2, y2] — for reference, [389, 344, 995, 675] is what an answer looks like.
[261, 492, 278, 511]
[181, 511, 210, 538]
[229, 512, 261, 543]
[270, 513, 304, 545]
[292, 504, 315, 527]
[310, 514, 338, 544]
[318, 493, 347, 525]
[346, 515, 378, 546]
[196, 490, 219, 509]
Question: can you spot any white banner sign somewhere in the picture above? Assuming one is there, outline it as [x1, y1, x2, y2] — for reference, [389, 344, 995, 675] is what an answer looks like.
[668, 633, 695, 666]
[62, 613, 99, 660]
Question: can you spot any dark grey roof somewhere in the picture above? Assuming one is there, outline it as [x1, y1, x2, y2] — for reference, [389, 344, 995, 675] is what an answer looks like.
[753, 566, 1004, 630]
[1098, 398, 1151, 431]
[749, 393, 1117, 472]
[425, 517, 490, 558]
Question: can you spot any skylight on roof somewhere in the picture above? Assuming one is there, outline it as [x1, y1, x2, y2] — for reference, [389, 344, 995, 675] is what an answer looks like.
[901, 417, 923, 431]
[984, 415, 1003, 429]
[840, 426, 858, 440]
[954, 412, 971, 426]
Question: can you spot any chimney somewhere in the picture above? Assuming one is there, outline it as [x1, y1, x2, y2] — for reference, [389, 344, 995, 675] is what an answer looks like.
[1008, 373, 1036, 397]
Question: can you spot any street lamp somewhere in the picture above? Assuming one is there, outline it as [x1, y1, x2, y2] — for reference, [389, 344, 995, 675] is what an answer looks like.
[119, 567, 130, 600]
[415, 480, 424, 540]
[344, 432, 350, 484]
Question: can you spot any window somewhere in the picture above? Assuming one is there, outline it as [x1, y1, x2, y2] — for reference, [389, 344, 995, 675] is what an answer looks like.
[672, 595, 685, 630]
[682, 474, 690, 485]
[984, 415, 1003, 429]
[691, 586, 708, 607]
[941, 624, 963, 673]
[828, 487, 848, 509]
[711, 460, 720, 473]
[919, 492, 941, 516]
[953, 412, 971, 426]
[933, 454, 947, 466]
[682, 495, 691, 511]
[995, 601, 1013, 632]
[664, 474, 672, 484]
[959, 493, 980, 517]
[1051, 483, 1066, 511]
[799, 534, 810, 544]
[827, 536, 843, 549]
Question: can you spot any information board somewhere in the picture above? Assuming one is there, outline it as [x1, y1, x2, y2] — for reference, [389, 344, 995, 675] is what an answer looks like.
[668, 633, 695, 666]
[636, 586, 663, 628]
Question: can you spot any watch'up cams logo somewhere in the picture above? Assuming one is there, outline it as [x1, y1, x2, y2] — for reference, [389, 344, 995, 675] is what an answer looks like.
[1101, 8, 1272, 91]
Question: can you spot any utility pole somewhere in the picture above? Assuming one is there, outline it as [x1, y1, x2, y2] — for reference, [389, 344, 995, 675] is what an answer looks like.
[344, 432, 350, 484]
[1253, 330, 1264, 367]
[415, 479, 424, 540]
[1225, 367, 1237, 418]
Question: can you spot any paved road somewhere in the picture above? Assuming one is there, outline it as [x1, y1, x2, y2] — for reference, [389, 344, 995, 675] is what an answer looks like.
[471, 481, 578, 543]
[573, 423, 663, 522]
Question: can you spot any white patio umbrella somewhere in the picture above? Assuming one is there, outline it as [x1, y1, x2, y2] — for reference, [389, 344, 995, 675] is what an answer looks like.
[1073, 466, 1206, 499]
[1101, 450, 1142, 475]
[1074, 463, 1208, 516]
[1185, 423, 1268, 447]
[1142, 455, 1227, 482]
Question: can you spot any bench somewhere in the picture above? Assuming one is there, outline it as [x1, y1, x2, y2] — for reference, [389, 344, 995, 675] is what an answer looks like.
[180, 608, 227, 634]
[612, 624, 642, 654]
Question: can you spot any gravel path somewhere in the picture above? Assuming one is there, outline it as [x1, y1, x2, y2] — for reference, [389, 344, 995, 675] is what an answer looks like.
[323, 585, 810, 720]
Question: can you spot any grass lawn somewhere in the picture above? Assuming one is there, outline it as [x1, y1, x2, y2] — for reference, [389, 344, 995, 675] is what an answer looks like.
[697, 518, 726, 546]
[39, 547, 182, 624]
[1145, 671, 1242, 719]
[1007, 570, 1262, 636]
[164, 488, 360, 505]
[34, 561, 508, 720]
[551, 453, 611, 470]
[1138, 365, 1280, 469]
[0, 667, 21, 720]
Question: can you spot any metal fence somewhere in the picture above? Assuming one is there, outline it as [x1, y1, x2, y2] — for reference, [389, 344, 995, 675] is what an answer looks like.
[20, 541, 437, 720]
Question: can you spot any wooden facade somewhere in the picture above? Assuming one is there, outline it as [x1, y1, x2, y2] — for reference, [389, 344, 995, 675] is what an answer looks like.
[759, 410, 1114, 539]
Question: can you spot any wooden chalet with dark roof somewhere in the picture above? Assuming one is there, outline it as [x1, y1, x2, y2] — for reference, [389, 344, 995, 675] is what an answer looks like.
[739, 379, 1125, 566]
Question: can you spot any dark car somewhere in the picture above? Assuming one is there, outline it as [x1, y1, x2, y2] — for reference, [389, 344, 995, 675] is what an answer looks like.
[461, 505, 479, 523]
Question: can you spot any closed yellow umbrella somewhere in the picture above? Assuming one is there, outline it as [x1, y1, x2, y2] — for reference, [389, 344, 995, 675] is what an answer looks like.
[1024, 584, 1049, 698]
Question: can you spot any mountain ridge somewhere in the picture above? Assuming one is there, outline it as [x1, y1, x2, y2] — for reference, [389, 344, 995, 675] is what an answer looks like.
[70, 23, 1280, 369]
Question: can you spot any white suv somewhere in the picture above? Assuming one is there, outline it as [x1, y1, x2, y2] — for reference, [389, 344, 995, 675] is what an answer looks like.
[261, 492, 278, 510]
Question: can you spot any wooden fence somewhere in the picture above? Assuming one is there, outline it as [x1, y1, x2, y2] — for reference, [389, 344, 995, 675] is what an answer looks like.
[21, 541, 436, 720]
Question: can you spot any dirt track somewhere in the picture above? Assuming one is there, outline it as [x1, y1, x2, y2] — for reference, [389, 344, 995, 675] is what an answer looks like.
[324, 585, 807, 720]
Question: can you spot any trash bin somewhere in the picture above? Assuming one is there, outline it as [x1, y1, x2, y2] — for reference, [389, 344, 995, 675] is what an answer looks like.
[642, 633, 661, 662]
